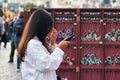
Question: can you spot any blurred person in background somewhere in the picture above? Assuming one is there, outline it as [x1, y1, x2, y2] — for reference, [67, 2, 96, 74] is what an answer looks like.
[1, 15, 9, 48]
[17, 9, 69, 80]
[82, 0, 92, 8]
[0, 9, 5, 49]
[101, 0, 112, 7]
[13, 12, 24, 72]
[8, 15, 18, 63]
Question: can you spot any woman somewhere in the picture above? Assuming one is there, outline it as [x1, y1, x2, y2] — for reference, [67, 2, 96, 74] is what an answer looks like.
[17, 9, 69, 80]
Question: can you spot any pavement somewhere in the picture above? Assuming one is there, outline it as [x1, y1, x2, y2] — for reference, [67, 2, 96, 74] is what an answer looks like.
[0, 42, 22, 80]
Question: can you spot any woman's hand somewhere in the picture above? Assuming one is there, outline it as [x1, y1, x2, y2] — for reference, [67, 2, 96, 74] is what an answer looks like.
[49, 28, 58, 45]
[58, 38, 70, 51]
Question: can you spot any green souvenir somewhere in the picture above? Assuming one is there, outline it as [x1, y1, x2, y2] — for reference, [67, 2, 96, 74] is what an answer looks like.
[118, 36, 120, 41]
[112, 28, 116, 33]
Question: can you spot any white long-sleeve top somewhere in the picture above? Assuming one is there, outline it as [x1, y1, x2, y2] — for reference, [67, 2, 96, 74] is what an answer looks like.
[22, 37, 64, 80]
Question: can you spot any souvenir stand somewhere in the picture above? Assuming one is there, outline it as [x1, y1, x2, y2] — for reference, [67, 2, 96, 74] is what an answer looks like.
[23, 8, 120, 80]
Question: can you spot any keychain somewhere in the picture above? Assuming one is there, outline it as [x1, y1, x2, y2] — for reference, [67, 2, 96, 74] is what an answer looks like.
[104, 56, 113, 65]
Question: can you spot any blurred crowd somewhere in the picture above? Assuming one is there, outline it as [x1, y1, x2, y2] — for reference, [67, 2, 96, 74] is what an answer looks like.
[0, 8, 24, 72]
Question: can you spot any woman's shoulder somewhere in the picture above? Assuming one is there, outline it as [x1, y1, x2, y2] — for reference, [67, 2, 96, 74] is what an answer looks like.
[15, 18, 24, 25]
[26, 37, 45, 55]
[28, 39, 41, 45]
[27, 37, 43, 48]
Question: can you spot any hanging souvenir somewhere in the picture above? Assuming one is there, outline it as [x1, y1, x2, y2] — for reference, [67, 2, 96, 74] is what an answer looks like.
[113, 54, 120, 65]
[105, 32, 112, 41]
[104, 56, 113, 65]
[81, 53, 102, 66]
[118, 36, 120, 41]
[112, 28, 116, 34]
[66, 57, 73, 66]
[82, 30, 101, 41]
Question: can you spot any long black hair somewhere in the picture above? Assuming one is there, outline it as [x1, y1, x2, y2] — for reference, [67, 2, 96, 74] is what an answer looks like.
[18, 9, 53, 61]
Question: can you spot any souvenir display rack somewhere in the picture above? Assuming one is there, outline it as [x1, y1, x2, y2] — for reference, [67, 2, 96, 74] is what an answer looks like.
[23, 8, 120, 80]
[104, 9, 120, 45]
[103, 9, 120, 80]
[79, 9, 104, 80]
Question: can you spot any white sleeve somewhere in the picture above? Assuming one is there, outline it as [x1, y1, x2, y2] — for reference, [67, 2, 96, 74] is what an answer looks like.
[26, 40, 64, 72]
[49, 44, 58, 52]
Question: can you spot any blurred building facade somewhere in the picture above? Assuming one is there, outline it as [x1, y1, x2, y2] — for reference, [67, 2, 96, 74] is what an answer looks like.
[1, 0, 120, 11]
[3, 0, 119, 8]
